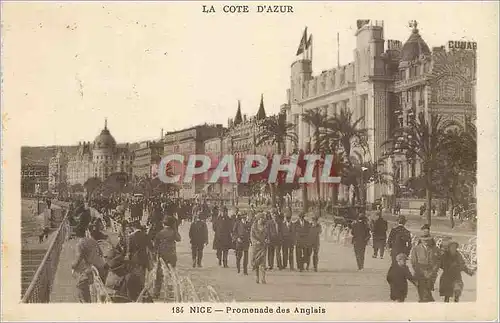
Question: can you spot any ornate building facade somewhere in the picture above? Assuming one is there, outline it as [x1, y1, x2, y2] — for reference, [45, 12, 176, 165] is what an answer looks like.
[67, 142, 93, 186]
[283, 20, 477, 203]
[222, 98, 275, 198]
[391, 21, 477, 184]
[132, 140, 164, 180]
[163, 124, 224, 198]
[66, 120, 134, 186]
[21, 164, 49, 195]
[48, 148, 68, 192]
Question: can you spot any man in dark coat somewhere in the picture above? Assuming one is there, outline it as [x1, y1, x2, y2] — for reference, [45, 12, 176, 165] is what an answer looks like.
[306, 216, 322, 271]
[294, 212, 310, 272]
[76, 202, 92, 235]
[280, 213, 295, 270]
[265, 211, 282, 270]
[387, 215, 412, 264]
[232, 212, 251, 274]
[371, 210, 388, 259]
[351, 214, 371, 270]
[128, 220, 152, 288]
[211, 205, 219, 223]
[212, 211, 232, 267]
[189, 215, 208, 268]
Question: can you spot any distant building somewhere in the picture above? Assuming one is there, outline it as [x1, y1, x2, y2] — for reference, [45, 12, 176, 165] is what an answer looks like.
[65, 119, 134, 186]
[163, 124, 224, 198]
[21, 164, 49, 195]
[67, 141, 93, 186]
[391, 21, 476, 185]
[48, 148, 68, 192]
[283, 20, 477, 203]
[222, 97, 275, 198]
[203, 135, 225, 196]
[132, 140, 164, 180]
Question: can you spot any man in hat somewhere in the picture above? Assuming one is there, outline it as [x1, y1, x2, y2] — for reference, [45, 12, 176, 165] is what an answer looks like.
[410, 231, 441, 302]
[189, 215, 208, 268]
[306, 216, 322, 271]
[212, 209, 232, 267]
[265, 211, 282, 270]
[128, 220, 151, 289]
[232, 212, 251, 274]
[387, 215, 412, 264]
[294, 212, 310, 272]
[418, 224, 436, 246]
[280, 212, 295, 270]
[351, 213, 371, 270]
[371, 209, 388, 259]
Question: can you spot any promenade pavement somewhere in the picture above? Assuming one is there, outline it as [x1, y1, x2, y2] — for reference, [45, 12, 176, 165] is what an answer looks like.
[50, 215, 476, 303]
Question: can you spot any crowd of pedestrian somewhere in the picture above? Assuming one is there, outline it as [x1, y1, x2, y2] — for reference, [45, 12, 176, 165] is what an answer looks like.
[341, 208, 476, 303]
[64, 194, 475, 303]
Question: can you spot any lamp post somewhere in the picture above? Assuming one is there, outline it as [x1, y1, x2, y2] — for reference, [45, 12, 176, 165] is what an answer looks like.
[35, 183, 40, 216]
[361, 166, 368, 207]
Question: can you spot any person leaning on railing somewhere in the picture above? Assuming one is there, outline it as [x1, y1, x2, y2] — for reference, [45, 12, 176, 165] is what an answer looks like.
[103, 242, 143, 303]
[71, 227, 107, 303]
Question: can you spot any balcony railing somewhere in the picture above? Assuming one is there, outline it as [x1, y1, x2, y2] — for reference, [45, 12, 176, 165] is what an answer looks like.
[21, 208, 70, 303]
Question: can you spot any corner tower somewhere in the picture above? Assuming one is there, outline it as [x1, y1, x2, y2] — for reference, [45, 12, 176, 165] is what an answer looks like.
[290, 59, 313, 103]
[354, 19, 385, 82]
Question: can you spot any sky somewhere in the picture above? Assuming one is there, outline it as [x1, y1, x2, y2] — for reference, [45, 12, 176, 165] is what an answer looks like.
[2, 1, 496, 146]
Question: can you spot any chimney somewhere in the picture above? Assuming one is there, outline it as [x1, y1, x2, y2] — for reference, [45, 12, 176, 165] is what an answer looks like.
[161, 128, 164, 140]
[243, 114, 247, 122]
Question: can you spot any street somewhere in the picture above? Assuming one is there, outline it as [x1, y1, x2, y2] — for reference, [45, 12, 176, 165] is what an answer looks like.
[172, 218, 477, 302]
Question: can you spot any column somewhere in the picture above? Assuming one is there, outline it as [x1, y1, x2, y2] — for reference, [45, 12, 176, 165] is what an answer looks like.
[415, 159, 421, 177]
[321, 105, 328, 117]
[338, 184, 345, 201]
[327, 103, 334, 117]
[298, 114, 305, 150]
[303, 118, 310, 150]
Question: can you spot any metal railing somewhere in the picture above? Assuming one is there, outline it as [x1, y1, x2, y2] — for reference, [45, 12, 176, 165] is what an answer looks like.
[21, 209, 70, 303]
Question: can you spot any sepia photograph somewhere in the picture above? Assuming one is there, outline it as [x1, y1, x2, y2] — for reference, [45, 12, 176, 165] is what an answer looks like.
[1, 1, 498, 321]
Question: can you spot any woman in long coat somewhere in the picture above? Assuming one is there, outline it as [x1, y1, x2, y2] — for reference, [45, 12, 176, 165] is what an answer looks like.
[212, 211, 233, 267]
[439, 241, 476, 302]
[251, 213, 269, 284]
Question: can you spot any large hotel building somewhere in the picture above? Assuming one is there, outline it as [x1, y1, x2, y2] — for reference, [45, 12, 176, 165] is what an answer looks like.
[283, 20, 476, 203]
[39, 20, 476, 202]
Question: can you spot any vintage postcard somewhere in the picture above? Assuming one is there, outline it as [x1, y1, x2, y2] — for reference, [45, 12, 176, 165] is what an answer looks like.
[1, 1, 498, 321]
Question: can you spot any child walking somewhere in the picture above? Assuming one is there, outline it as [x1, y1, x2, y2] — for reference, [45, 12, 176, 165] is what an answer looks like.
[386, 253, 416, 302]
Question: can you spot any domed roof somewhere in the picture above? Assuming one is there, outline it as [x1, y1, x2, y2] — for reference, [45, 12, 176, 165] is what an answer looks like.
[94, 119, 116, 149]
[400, 21, 430, 62]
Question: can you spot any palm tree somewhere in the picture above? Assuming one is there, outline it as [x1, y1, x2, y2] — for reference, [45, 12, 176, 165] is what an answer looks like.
[383, 112, 452, 225]
[436, 119, 477, 226]
[83, 177, 102, 199]
[256, 112, 298, 206]
[322, 107, 369, 206]
[318, 129, 345, 207]
[350, 152, 393, 205]
[302, 109, 331, 215]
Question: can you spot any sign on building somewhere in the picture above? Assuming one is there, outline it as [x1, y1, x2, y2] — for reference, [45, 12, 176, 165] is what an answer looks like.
[448, 40, 477, 51]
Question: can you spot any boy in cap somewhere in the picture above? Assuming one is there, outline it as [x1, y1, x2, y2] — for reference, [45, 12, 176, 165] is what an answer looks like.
[386, 253, 416, 302]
